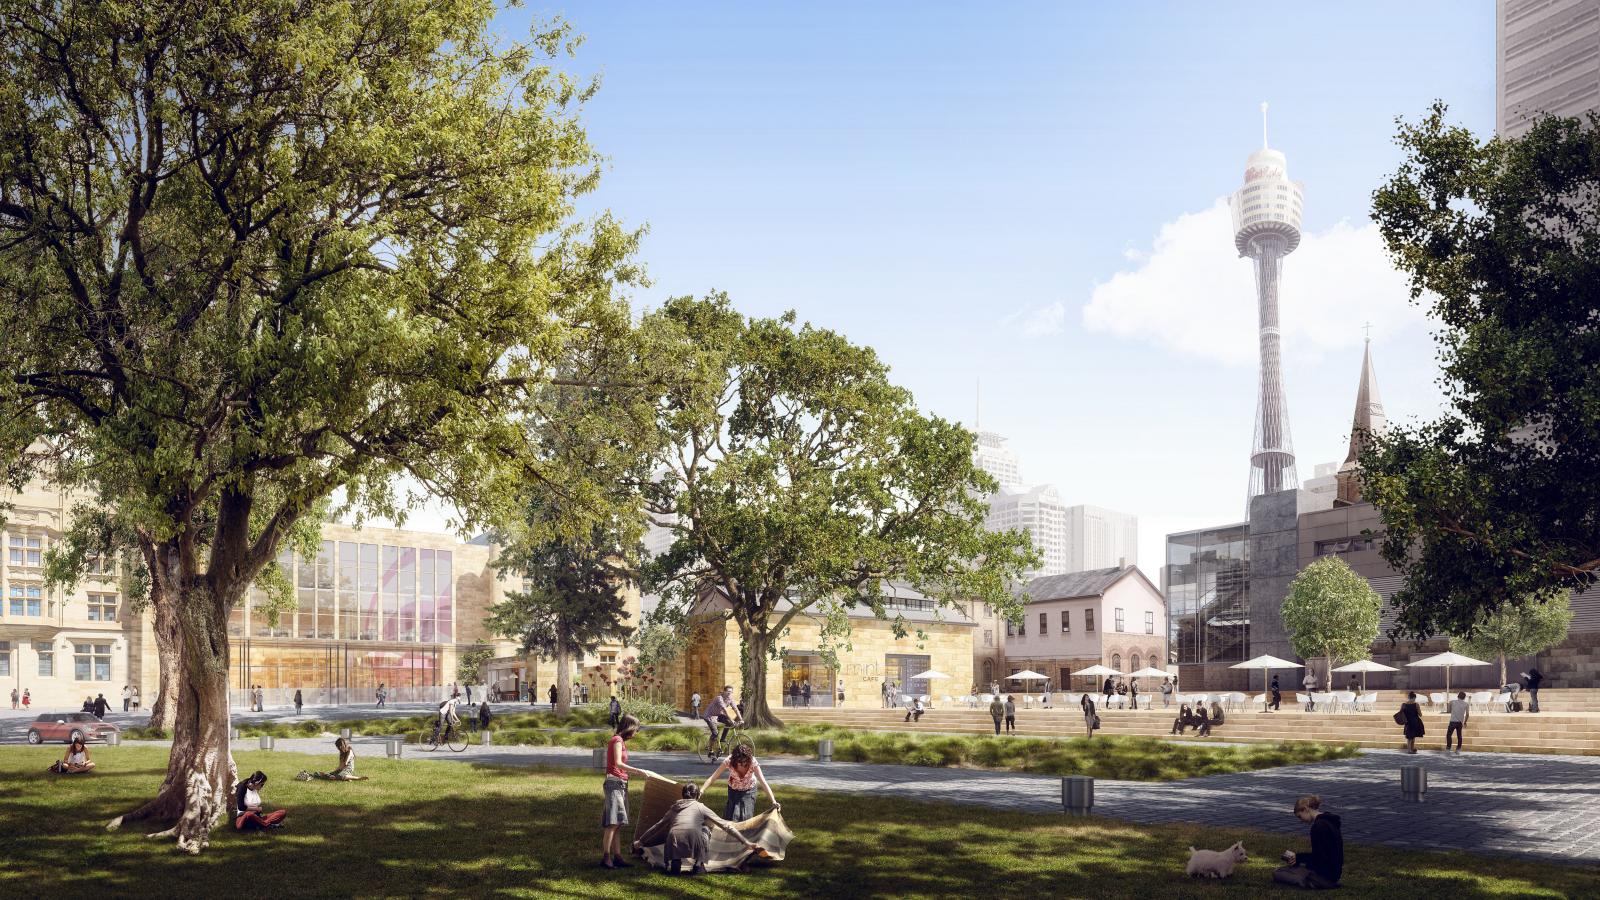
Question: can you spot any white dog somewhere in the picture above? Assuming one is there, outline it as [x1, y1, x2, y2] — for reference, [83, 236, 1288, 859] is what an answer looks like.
[1186, 842, 1248, 878]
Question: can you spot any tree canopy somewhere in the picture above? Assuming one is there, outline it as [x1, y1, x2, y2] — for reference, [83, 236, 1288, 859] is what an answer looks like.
[1280, 556, 1382, 682]
[1451, 588, 1572, 685]
[1363, 104, 1600, 639]
[642, 294, 1037, 727]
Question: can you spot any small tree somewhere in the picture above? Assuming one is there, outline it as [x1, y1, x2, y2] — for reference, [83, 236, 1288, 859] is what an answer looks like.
[1451, 589, 1572, 685]
[1281, 557, 1382, 684]
[456, 647, 495, 692]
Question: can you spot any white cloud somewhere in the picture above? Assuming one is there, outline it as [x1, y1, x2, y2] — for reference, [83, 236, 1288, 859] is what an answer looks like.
[1081, 199, 1427, 364]
[1001, 300, 1067, 337]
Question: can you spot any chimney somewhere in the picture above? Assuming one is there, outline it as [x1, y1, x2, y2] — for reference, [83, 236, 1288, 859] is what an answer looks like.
[1118, 557, 1127, 569]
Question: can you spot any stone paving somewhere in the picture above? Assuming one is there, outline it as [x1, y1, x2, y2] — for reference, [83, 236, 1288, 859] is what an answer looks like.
[233, 733, 1600, 866]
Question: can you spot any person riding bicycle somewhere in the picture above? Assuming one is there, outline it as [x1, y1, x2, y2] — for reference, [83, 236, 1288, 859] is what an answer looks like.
[432, 696, 461, 742]
[702, 685, 743, 759]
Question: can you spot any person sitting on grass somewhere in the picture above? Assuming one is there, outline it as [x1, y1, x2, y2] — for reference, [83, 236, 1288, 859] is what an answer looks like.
[632, 783, 757, 875]
[1170, 703, 1194, 735]
[701, 743, 779, 823]
[904, 695, 925, 723]
[1272, 794, 1343, 889]
[234, 771, 287, 831]
[297, 737, 368, 781]
[49, 736, 95, 774]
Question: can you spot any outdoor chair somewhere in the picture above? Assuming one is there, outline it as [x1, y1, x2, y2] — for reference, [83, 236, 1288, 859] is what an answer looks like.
[1493, 691, 1513, 712]
[1414, 695, 1432, 708]
[1469, 690, 1493, 713]
[1430, 692, 1448, 708]
[1333, 690, 1356, 712]
[1310, 691, 1334, 712]
[1227, 691, 1247, 710]
[1294, 692, 1310, 710]
[1251, 693, 1268, 711]
[979, 693, 994, 705]
[1063, 693, 1081, 707]
[1354, 692, 1378, 711]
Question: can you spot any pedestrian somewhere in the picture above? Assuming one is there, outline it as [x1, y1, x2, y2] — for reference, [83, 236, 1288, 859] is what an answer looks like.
[691, 690, 702, 719]
[1396, 690, 1424, 753]
[837, 677, 845, 706]
[92, 693, 109, 718]
[988, 694, 1005, 734]
[1272, 794, 1343, 889]
[1269, 675, 1282, 712]
[1521, 667, 1543, 713]
[1080, 692, 1097, 738]
[122, 685, 132, 713]
[580, 683, 590, 705]
[1003, 694, 1016, 734]
[799, 679, 810, 708]
[10, 687, 17, 709]
[1102, 675, 1114, 706]
[786, 681, 798, 708]
[1445, 690, 1469, 753]
[478, 700, 493, 732]
[1303, 670, 1318, 711]
[376, 683, 387, 708]
[548, 683, 558, 707]
[600, 714, 656, 870]
[466, 683, 473, 705]
[880, 680, 890, 709]
[1160, 677, 1173, 709]
[608, 694, 622, 730]
[450, 682, 461, 701]
[293, 689, 303, 715]
[22, 688, 31, 709]
[1129, 678, 1139, 710]
[130, 686, 140, 710]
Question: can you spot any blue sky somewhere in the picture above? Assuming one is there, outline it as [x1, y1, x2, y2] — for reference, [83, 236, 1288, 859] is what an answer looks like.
[456, 1, 1496, 571]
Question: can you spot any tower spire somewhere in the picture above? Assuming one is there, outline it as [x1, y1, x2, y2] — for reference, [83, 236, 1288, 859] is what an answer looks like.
[1335, 338, 1387, 505]
[1261, 101, 1269, 149]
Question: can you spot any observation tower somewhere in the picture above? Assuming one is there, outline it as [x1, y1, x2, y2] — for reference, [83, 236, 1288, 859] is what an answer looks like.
[1231, 103, 1304, 509]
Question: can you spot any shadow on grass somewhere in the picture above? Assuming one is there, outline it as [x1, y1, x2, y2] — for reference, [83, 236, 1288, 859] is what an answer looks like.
[0, 746, 1593, 900]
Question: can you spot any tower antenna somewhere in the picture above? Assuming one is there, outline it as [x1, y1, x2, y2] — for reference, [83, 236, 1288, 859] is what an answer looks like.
[975, 376, 981, 429]
[1261, 101, 1269, 149]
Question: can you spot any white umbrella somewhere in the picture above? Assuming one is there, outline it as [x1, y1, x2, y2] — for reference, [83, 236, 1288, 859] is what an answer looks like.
[1230, 654, 1304, 697]
[1331, 659, 1399, 692]
[1128, 667, 1171, 680]
[1072, 664, 1122, 677]
[906, 669, 951, 681]
[1006, 669, 1048, 681]
[1405, 651, 1489, 693]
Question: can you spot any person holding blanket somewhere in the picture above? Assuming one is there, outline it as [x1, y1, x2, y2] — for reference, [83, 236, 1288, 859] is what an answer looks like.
[600, 715, 657, 870]
[632, 784, 757, 875]
[700, 743, 779, 822]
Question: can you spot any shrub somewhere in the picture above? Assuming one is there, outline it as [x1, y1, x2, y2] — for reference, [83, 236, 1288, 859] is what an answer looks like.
[620, 698, 678, 726]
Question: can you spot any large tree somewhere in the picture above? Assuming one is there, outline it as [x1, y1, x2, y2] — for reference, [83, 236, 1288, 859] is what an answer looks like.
[0, 2, 637, 851]
[1280, 556, 1382, 684]
[1451, 588, 1572, 686]
[1363, 104, 1600, 639]
[642, 294, 1037, 728]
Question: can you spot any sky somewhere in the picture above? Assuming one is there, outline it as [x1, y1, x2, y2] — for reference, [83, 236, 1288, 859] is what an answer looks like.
[388, 1, 1496, 576]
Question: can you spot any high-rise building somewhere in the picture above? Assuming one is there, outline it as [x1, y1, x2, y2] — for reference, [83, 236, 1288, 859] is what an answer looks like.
[1497, 0, 1600, 136]
[985, 484, 1067, 577]
[1302, 462, 1340, 500]
[1063, 505, 1139, 573]
[1231, 104, 1304, 510]
[973, 430, 1024, 492]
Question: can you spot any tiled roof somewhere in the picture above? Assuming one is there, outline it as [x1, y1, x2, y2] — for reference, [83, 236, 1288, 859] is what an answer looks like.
[1021, 566, 1136, 603]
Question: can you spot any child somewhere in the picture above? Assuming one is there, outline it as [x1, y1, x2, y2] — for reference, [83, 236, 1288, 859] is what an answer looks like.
[234, 771, 287, 831]
[601, 715, 656, 869]
[49, 736, 95, 774]
[632, 784, 756, 875]
[700, 743, 778, 823]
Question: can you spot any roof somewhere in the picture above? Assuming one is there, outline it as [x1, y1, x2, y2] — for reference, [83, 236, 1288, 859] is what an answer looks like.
[693, 580, 975, 626]
[1019, 565, 1163, 605]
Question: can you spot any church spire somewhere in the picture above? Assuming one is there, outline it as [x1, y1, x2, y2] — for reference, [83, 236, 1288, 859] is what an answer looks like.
[1335, 336, 1387, 505]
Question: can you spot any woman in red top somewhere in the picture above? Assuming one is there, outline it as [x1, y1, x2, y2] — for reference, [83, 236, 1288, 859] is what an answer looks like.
[699, 742, 778, 823]
[600, 714, 655, 869]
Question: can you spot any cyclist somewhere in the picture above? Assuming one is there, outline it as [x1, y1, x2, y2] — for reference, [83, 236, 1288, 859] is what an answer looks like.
[432, 695, 461, 743]
[702, 685, 743, 760]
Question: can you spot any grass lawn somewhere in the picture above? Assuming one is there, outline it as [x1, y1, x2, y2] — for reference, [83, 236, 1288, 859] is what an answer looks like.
[2, 746, 1591, 899]
[177, 714, 1359, 782]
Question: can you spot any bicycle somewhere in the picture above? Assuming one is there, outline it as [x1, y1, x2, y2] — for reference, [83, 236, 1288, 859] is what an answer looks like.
[426, 720, 469, 753]
[700, 723, 755, 763]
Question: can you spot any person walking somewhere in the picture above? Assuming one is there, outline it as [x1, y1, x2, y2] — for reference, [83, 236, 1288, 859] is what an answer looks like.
[478, 700, 493, 733]
[1445, 690, 1469, 753]
[122, 685, 132, 713]
[1003, 695, 1016, 734]
[600, 714, 656, 870]
[1521, 667, 1543, 713]
[1272, 795, 1344, 889]
[1303, 670, 1318, 711]
[1080, 692, 1097, 739]
[691, 691, 702, 720]
[1102, 675, 1115, 706]
[466, 684, 473, 705]
[21, 688, 31, 709]
[880, 680, 890, 709]
[293, 689, 303, 715]
[10, 687, 17, 709]
[607, 694, 622, 731]
[801, 679, 812, 708]
[92, 693, 109, 718]
[1397, 691, 1425, 754]
[1129, 678, 1139, 710]
[376, 683, 387, 708]
[1160, 677, 1173, 709]
[548, 683, 558, 708]
[988, 694, 1005, 735]
[1269, 675, 1282, 712]
[130, 686, 140, 710]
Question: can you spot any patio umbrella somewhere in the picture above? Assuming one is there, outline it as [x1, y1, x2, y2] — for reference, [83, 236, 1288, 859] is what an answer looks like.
[1229, 654, 1304, 694]
[1404, 651, 1489, 693]
[1128, 666, 1171, 680]
[906, 669, 951, 681]
[1006, 669, 1047, 681]
[1071, 664, 1123, 691]
[1330, 659, 1398, 693]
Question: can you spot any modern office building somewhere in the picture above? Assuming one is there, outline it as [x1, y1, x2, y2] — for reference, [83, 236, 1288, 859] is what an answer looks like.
[1064, 505, 1139, 573]
[1162, 522, 1251, 677]
[1231, 105, 1305, 508]
[973, 430, 1024, 492]
[986, 484, 1069, 577]
[1497, 0, 1600, 136]
[1301, 462, 1340, 502]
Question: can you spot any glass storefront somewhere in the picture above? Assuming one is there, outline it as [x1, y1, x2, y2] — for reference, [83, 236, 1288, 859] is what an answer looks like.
[1165, 524, 1250, 665]
[226, 541, 453, 643]
[231, 641, 442, 705]
[780, 652, 836, 707]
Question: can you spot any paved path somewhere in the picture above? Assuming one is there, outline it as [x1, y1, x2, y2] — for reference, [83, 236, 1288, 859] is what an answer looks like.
[199, 732, 1600, 866]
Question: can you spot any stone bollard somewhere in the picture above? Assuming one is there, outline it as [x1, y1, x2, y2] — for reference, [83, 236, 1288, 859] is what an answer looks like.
[105, 731, 122, 746]
[340, 727, 353, 740]
[259, 735, 275, 751]
[818, 739, 833, 763]
[591, 747, 609, 771]
[481, 730, 492, 747]
[1061, 776, 1094, 816]
[1401, 764, 1427, 802]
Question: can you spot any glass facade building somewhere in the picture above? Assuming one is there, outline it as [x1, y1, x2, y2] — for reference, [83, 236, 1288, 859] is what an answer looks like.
[1164, 524, 1250, 665]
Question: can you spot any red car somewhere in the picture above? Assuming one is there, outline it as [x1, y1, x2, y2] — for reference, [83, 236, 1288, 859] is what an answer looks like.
[25, 712, 120, 744]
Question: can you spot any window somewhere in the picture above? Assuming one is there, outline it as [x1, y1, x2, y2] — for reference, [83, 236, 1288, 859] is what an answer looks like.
[0, 640, 8, 676]
[74, 643, 112, 681]
[87, 593, 118, 622]
[1111, 653, 1121, 672]
[1039, 613, 1047, 635]
[85, 553, 116, 576]
[8, 534, 42, 567]
[1085, 609, 1095, 632]
[599, 652, 617, 664]
[36, 641, 53, 677]
[1018, 616, 1026, 637]
[1114, 608, 1125, 632]
[9, 584, 42, 616]
[1315, 537, 1375, 556]
[983, 629, 993, 648]
[1060, 610, 1070, 633]
[1005, 620, 1014, 637]
[1131, 653, 1141, 672]
[1145, 611, 1155, 634]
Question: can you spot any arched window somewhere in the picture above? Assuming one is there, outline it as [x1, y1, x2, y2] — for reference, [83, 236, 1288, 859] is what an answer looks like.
[1111, 653, 1121, 672]
[982, 659, 994, 685]
[1131, 654, 1141, 673]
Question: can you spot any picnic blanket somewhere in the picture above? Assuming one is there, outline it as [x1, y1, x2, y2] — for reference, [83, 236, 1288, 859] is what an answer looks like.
[636, 773, 793, 872]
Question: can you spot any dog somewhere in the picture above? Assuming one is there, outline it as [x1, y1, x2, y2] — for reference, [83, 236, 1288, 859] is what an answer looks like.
[1186, 841, 1248, 878]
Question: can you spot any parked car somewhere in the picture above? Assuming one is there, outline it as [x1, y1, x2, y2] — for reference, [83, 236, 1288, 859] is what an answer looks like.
[25, 712, 120, 745]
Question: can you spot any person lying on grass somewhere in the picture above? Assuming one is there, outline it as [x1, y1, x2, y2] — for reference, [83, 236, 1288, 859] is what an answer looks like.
[632, 783, 757, 875]
[701, 743, 779, 823]
[234, 771, 287, 831]
[296, 737, 369, 781]
[48, 736, 95, 774]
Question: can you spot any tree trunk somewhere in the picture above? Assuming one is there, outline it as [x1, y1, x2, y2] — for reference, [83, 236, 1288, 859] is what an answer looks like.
[146, 584, 181, 733]
[554, 640, 571, 717]
[107, 542, 237, 854]
[740, 623, 782, 729]
[1499, 653, 1507, 687]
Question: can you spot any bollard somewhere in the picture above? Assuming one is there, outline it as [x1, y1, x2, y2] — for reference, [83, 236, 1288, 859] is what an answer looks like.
[105, 731, 122, 746]
[1062, 776, 1094, 816]
[592, 747, 609, 771]
[481, 730, 492, 747]
[818, 739, 833, 763]
[259, 734, 274, 751]
[386, 738, 403, 759]
[340, 727, 353, 740]
[230, 727, 240, 740]
[1400, 764, 1427, 802]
